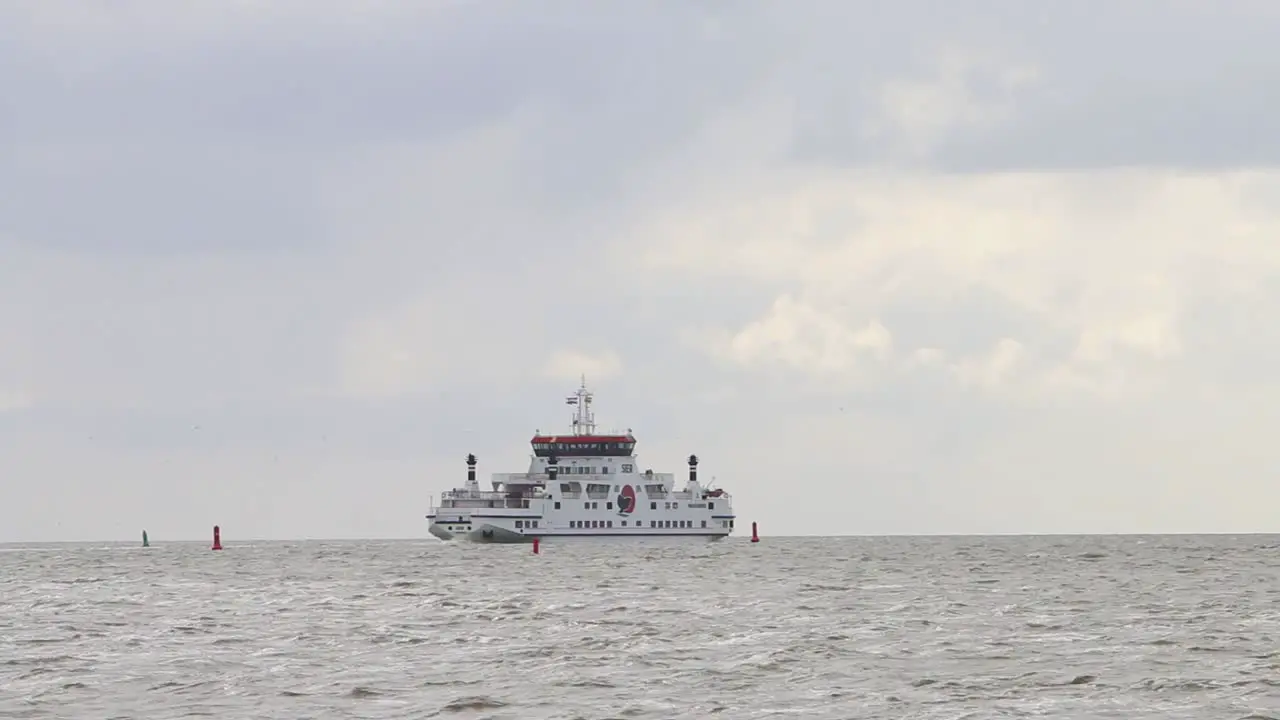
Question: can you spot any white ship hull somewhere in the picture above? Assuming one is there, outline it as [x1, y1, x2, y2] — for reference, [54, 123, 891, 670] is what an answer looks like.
[429, 521, 730, 544]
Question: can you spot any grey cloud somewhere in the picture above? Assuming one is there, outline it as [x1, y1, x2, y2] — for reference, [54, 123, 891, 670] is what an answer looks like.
[0, 249, 357, 411]
[1, 146, 332, 255]
[30, 1, 1262, 262]
[1179, 277, 1280, 383]
[777, 2, 1280, 171]
[933, 70, 1280, 172]
[0, 2, 773, 257]
[877, 285, 1054, 360]
[0, 2, 753, 146]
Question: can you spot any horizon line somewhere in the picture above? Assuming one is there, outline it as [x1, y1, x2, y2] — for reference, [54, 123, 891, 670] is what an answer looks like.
[3, 530, 1279, 545]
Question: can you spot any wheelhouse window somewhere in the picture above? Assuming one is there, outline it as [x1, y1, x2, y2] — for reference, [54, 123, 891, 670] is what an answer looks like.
[533, 439, 636, 458]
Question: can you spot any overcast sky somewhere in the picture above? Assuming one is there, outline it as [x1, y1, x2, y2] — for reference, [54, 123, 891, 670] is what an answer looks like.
[3, 1, 1279, 542]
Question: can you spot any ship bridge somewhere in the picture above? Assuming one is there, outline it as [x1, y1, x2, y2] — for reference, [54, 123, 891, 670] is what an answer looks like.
[531, 435, 634, 457]
[530, 376, 636, 458]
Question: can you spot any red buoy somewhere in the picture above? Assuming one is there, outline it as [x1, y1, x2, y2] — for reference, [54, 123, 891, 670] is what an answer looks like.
[211, 525, 223, 551]
[750, 521, 759, 543]
[532, 538, 540, 554]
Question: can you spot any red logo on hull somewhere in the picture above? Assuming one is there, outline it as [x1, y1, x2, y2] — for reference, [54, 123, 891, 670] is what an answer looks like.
[617, 484, 636, 514]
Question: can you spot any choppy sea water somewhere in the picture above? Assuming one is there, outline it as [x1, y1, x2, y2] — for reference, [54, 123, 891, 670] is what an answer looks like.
[1, 535, 1278, 719]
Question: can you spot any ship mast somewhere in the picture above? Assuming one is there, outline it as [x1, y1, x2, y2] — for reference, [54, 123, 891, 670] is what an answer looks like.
[565, 374, 596, 436]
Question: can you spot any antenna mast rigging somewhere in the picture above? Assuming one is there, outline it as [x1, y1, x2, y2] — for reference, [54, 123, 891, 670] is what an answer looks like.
[565, 374, 596, 436]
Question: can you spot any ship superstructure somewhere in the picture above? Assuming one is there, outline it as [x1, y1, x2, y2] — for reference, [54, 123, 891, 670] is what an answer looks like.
[426, 378, 735, 543]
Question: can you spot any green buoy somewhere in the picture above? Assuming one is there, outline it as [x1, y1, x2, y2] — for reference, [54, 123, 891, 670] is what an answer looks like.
[142, 530, 150, 547]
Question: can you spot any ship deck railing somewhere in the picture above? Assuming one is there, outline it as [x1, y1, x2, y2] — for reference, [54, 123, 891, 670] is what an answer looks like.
[443, 483, 730, 503]
[439, 496, 536, 510]
[545, 489, 731, 499]
[440, 490, 508, 501]
[490, 472, 553, 485]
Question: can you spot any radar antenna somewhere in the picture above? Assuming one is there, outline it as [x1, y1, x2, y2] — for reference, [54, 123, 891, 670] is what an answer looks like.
[564, 374, 596, 436]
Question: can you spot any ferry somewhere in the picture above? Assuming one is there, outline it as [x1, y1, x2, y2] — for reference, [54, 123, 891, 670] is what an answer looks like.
[426, 378, 736, 543]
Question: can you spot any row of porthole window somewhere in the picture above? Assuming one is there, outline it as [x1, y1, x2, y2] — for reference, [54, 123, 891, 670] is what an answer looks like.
[550, 499, 716, 509]
[562, 500, 702, 511]
[569, 519, 707, 529]
[514, 520, 539, 529]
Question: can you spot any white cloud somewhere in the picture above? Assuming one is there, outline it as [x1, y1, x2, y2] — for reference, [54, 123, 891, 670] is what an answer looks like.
[862, 49, 1041, 163]
[338, 296, 441, 400]
[639, 167, 1280, 407]
[0, 388, 32, 413]
[718, 295, 893, 376]
[949, 338, 1025, 391]
[542, 349, 622, 384]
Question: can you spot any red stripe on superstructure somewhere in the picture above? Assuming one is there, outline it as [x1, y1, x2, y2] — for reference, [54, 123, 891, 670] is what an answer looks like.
[530, 435, 634, 443]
